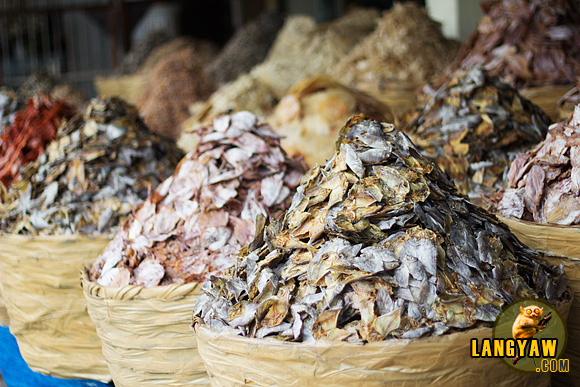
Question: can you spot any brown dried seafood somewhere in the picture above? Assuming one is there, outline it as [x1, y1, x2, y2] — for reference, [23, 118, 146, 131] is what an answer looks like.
[137, 43, 216, 140]
[0, 97, 182, 235]
[332, 3, 459, 87]
[90, 111, 306, 287]
[448, 0, 580, 88]
[269, 76, 394, 167]
[195, 115, 566, 343]
[492, 104, 580, 225]
[403, 67, 550, 197]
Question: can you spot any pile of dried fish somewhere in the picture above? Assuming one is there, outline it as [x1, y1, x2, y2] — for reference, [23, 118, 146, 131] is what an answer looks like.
[90, 111, 306, 287]
[269, 76, 393, 167]
[0, 95, 74, 188]
[332, 3, 459, 87]
[137, 43, 216, 140]
[448, 0, 580, 88]
[196, 115, 566, 342]
[209, 12, 284, 86]
[252, 9, 378, 98]
[403, 67, 550, 197]
[0, 97, 182, 235]
[0, 88, 23, 133]
[492, 104, 580, 225]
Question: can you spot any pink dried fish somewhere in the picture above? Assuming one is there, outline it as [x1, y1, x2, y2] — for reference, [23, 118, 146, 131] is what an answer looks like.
[90, 111, 306, 287]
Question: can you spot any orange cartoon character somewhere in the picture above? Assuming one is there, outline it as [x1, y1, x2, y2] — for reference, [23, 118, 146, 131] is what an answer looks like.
[511, 305, 551, 365]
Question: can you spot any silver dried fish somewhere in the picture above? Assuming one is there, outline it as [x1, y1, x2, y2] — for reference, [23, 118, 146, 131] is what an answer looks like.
[196, 114, 567, 344]
[0, 97, 182, 235]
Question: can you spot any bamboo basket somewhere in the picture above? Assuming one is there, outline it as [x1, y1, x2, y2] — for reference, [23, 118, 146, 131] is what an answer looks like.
[81, 269, 208, 387]
[519, 85, 573, 122]
[0, 234, 111, 382]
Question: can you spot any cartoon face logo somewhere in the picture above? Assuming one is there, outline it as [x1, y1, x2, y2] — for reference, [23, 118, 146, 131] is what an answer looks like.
[493, 299, 567, 372]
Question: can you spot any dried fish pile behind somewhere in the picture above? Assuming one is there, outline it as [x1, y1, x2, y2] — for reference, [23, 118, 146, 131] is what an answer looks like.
[332, 3, 459, 87]
[493, 104, 580, 225]
[448, 0, 580, 88]
[209, 12, 284, 86]
[403, 67, 550, 197]
[252, 9, 378, 98]
[137, 43, 216, 140]
[0, 97, 182, 236]
[0, 95, 74, 188]
[90, 111, 306, 288]
[196, 115, 566, 343]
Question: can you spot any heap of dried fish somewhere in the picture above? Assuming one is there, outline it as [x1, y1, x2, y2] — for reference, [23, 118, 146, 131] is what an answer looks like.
[332, 3, 459, 87]
[448, 0, 580, 88]
[196, 115, 566, 343]
[0, 97, 182, 235]
[252, 9, 378, 98]
[137, 43, 216, 140]
[403, 67, 550, 197]
[90, 111, 306, 287]
[209, 12, 284, 86]
[0, 88, 23, 133]
[492, 104, 580, 225]
[0, 95, 74, 188]
[269, 76, 393, 167]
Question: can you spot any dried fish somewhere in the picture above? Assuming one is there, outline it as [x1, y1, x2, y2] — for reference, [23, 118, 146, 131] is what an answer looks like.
[332, 3, 460, 87]
[0, 97, 182, 235]
[196, 115, 566, 343]
[268, 76, 394, 167]
[90, 111, 306, 287]
[491, 104, 580, 225]
[0, 95, 75, 188]
[403, 67, 550, 197]
[447, 0, 580, 88]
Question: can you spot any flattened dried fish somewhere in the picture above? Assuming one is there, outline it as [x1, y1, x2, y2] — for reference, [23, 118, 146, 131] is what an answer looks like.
[492, 104, 580, 225]
[447, 0, 580, 88]
[0, 97, 181, 235]
[403, 67, 550, 197]
[196, 115, 566, 343]
[90, 112, 306, 287]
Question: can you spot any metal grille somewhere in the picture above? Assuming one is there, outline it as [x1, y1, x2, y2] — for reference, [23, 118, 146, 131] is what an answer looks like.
[0, 0, 116, 96]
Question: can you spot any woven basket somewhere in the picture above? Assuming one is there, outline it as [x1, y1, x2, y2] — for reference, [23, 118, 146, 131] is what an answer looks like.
[81, 269, 208, 387]
[0, 234, 111, 382]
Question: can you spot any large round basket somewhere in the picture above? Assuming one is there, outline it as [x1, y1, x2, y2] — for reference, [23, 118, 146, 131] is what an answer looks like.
[0, 234, 111, 382]
[81, 269, 208, 386]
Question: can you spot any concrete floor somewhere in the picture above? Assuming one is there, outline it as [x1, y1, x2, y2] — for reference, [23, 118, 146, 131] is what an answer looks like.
[0, 371, 6, 387]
